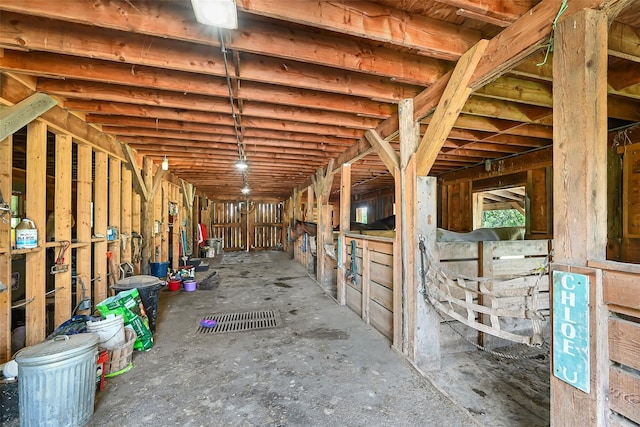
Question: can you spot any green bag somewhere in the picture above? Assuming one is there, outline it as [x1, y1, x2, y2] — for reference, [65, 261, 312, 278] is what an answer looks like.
[97, 288, 153, 351]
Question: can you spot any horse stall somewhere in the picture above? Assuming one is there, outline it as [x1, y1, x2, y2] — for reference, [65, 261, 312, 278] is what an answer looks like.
[342, 234, 395, 340]
[292, 227, 315, 274]
[429, 239, 553, 352]
[423, 238, 554, 426]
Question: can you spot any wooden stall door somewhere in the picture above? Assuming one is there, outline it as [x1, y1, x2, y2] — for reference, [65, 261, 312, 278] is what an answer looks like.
[251, 202, 283, 251]
[211, 201, 246, 251]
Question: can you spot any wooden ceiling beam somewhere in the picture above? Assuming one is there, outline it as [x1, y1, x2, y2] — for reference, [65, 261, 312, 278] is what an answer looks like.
[0, 12, 226, 76]
[111, 127, 356, 148]
[85, 114, 364, 140]
[421, 115, 553, 139]
[0, 49, 421, 104]
[608, 21, 640, 63]
[119, 136, 346, 154]
[236, 0, 481, 61]
[0, 1, 449, 86]
[63, 100, 380, 130]
[128, 141, 344, 158]
[435, 0, 535, 23]
[239, 53, 422, 102]
[415, 38, 488, 176]
[36, 78, 393, 118]
[137, 149, 341, 163]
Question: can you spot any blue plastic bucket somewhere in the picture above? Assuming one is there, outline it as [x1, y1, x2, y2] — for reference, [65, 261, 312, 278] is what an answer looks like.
[150, 261, 169, 279]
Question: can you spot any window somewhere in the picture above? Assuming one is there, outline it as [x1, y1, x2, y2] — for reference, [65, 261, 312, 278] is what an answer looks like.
[475, 186, 525, 228]
[355, 206, 368, 223]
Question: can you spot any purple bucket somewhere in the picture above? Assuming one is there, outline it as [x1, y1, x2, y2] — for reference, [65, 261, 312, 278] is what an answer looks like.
[183, 279, 197, 292]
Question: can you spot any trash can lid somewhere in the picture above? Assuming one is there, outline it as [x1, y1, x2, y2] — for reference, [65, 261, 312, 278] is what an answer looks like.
[16, 333, 100, 366]
[114, 275, 163, 289]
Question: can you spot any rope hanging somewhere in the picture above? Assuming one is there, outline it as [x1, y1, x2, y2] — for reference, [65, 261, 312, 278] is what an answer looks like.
[418, 236, 550, 350]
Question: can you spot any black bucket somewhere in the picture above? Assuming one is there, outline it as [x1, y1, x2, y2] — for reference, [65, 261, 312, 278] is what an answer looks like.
[112, 275, 163, 334]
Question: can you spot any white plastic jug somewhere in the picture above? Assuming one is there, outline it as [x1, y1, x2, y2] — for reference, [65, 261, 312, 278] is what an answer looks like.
[15, 218, 37, 249]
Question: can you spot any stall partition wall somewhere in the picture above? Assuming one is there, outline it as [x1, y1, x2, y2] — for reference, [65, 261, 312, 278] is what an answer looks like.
[0, 123, 184, 362]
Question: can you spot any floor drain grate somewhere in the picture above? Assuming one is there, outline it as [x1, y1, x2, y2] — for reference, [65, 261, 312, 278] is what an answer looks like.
[197, 310, 280, 334]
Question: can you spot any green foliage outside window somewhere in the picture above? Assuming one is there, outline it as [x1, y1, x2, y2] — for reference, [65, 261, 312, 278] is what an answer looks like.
[481, 209, 525, 228]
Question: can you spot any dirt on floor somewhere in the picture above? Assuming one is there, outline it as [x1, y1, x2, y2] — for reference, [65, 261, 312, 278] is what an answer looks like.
[4, 249, 550, 426]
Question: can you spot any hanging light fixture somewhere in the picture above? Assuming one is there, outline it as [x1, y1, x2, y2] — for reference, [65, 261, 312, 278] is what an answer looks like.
[162, 155, 169, 171]
[219, 29, 250, 195]
[191, 0, 238, 29]
[235, 158, 248, 170]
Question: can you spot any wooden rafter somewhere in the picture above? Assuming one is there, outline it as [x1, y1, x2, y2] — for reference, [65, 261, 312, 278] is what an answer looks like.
[415, 40, 489, 176]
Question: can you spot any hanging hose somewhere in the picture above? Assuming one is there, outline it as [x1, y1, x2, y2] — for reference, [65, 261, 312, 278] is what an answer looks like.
[346, 239, 357, 284]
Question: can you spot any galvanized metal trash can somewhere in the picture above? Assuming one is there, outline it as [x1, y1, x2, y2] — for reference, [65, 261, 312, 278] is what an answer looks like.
[16, 333, 100, 427]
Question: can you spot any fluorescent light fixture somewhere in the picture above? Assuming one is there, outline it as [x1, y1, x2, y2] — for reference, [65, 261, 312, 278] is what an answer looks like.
[191, 0, 238, 29]
[241, 185, 250, 195]
[235, 159, 248, 170]
[162, 155, 169, 171]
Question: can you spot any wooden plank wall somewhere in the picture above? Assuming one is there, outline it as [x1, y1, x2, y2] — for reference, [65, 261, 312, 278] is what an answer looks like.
[598, 262, 640, 425]
[440, 181, 472, 231]
[344, 235, 394, 340]
[0, 118, 184, 362]
[293, 233, 314, 273]
[436, 240, 552, 352]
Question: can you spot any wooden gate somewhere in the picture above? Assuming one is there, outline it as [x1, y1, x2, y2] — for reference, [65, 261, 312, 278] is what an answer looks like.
[210, 201, 283, 252]
[211, 201, 245, 251]
[250, 202, 283, 250]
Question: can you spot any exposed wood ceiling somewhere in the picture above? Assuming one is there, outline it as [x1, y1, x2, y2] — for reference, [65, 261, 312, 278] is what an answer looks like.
[1, 0, 638, 201]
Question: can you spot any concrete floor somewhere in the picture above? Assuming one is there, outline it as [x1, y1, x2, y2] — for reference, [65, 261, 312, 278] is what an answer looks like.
[89, 250, 480, 427]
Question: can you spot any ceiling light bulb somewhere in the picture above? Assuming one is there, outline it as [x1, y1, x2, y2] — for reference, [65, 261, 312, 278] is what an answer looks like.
[162, 156, 169, 171]
[241, 186, 250, 195]
[191, 0, 238, 29]
[235, 159, 248, 170]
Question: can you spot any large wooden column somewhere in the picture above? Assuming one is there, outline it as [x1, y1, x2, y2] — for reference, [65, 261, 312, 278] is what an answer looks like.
[312, 161, 335, 288]
[397, 98, 420, 355]
[24, 121, 47, 345]
[0, 135, 13, 361]
[551, 8, 608, 427]
[413, 176, 440, 370]
[337, 163, 351, 305]
[141, 158, 154, 274]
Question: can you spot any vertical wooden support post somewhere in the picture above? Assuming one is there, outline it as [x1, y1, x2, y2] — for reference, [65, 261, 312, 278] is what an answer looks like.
[361, 239, 371, 324]
[170, 185, 179, 269]
[54, 133, 72, 325]
[306, 187, 314, 222]
[25, 121, 47, 345]
[472, 192, 483, 229]
[141, 158, 154, 274]
[153, 181, 161, 261]
[75, 144, 92, 311]
[337, 163, 351, 305]
[0, 135, 13, 361]
[180, 180, 194, 258]
[93, 151, 108, 304]
[108, 157, 121, 290]
[551, 9, 608, 427]
[166, 184, 171, 259]
[403, 157, 418, 358]
[318, 204, 334, 289]
[414, 176, 440, 370]
[398, 98, 420, 355]
[121, 166, 132, 264]
[132, 192, 141, 273]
